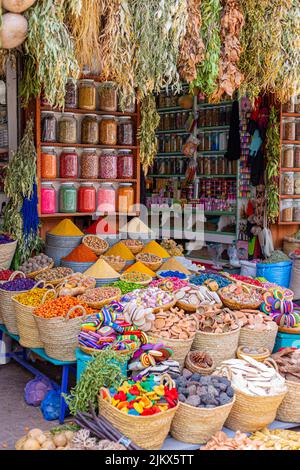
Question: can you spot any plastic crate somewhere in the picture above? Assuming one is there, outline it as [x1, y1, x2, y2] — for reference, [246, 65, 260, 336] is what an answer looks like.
[76, 348, 127, 382]
[273, 332, 300, 352]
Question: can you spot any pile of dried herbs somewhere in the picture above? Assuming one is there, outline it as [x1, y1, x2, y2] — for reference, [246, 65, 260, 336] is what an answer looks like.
[192, 0, 222, 96]
[265, 106, 280, 225]
[139, 94, 160, 174]
[178, 0, 205, 83]
[3, 119, 43, 267]
[20, 0, 79, 109]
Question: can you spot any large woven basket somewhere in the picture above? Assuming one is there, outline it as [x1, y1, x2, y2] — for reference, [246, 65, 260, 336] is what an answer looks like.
[218, 292, 262, 310]
[170, 397, 235, 444]
[27, 261, 54, 279]
[276, 380, 300, 423]
[0, 272, 29, 334]
[82, 235, 109, 256]
[13, 289, 56, 348]
[136, 253, 162, 272]
[239, 322, 278, 353]
[98, 374, 178, 450]
[283, 236, 300, 256]
[0, 240, 17, 269]
[147, 334, 194, 370]
[185, 350, 215, 375]
[33, 305, 87, 361]
[0, 270, 23, 323]
[191, 327, 241, 367]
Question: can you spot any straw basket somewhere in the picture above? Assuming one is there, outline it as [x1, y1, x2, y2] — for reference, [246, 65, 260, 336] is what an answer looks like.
[152, 299, 176, 314]
[218, 289, 262, 310]
[98, 374, 178, 450]
[148, 334, 194, 369]
[170, 397, 235, 444]
[185, 351, 215, 375]
[0, 272, 30, 334]
[122, 239, 144, 255]
[33, 305, 87, 361]
[191, 327, 241, 367]
[236, 346, 270, 362]
[283, 236, 300, 256]
[0, 240, 17, 269]
[0, 271, 24, 323]
[176, 300, 222, 313]
[239, 322, 278, 353]
[100, 256, 126, 273]
[120, 273, 152, 286]
[136, 253, 162, 272]
[78, 288, 121, 310]
[220, 364, 287, 432]
[35, 268, 74, 287]
[82, 235, 109, 256]
[27, 261, 54, 279]
[13, 289, 56, 348]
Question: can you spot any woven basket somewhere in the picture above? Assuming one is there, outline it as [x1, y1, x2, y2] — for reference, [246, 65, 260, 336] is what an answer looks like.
[239, 322, 278, 353]
[82, 235, 109, 256]
[176, 300, 222, 313]
[122, 240, 144, 255]
[283, 236, 300, 256]
[120, 273, 152, 286]
[236, 346, 270, 362]
[0, 271, 24, 323]
[152, 299, 176, 314]
[79, 288, 121, 310]
[185, 351, 215, 375]
[33, 305, 87, 361]
[98, 374, 178, 450]
[191, 327, 241, 367]
[170, 397, 235, 444]
[100, 256, 126, 273]
[218, 290, 262, 310]
[0, 272, 30, 334]
[276, 380, 300, 423]
[27, 261, 54, 279]
[136, 254, 162, 272]
[79, 344, 132, 358]
[0, 240, 17, 269]
[148, 334, 194, 370]
[13, 289, 56, 348]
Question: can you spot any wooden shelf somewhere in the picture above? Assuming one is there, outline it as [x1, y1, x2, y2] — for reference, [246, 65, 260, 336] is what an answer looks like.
[157, 106, 191, 113]
[282, 140, 300, 145]
[278, 221, 300, 225]
[281, 168, 300, 172]
[279, 195, 300, 199]
[41, 143, 137, 150]
[156, 129, 189, 135]
[41, 106, 137, 118]
[40, 211, 139, 218]
[41, 178, 137, 183]
[282, 113, 300, 118]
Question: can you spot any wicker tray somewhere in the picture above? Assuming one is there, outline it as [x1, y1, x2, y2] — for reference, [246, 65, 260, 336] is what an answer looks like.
[79, 288, 122, 310]
[176, 299, 222, 313]
[218, 287, 262, 310]
[122, 239, 144, 255]
[152, 298, 176, 313]
[100, 255, 126, 273]
[35, 268, 74, 286]
[82, 235, 109, 256]
[223, 273, 267, 292]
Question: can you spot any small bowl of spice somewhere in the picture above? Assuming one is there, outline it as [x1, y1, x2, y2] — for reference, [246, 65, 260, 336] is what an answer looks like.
[82, 235, 109, 256]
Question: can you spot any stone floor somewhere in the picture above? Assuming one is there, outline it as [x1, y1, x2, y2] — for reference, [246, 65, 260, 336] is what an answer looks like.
[0, 362, 57, 450]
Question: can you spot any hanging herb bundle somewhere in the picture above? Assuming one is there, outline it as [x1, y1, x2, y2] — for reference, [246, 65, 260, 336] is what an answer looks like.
[130, 0, 188, 98]
[275, 0, 300, 103]
[3, 119, 42, 267]
[265, 106, 280, 225]
[65, 349, 127, 415]
[210, 0, 244, 102]
[239, 0, 289, 101]
[192, 0, 222, 96]
[139, 94, 160, 175]
[20, 0, 79, 109]
[177, 0, 205, 83]
[62, 0, 83, 17]
[67, 0, 102, 73]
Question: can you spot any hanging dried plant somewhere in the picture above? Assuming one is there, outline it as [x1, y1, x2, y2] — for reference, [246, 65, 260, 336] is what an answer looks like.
[239, 0, 290, 101]
[20, 0, 79, 109]
[66, 0, 102, 73]
[177, 0, 205, 83]
[265, 107, 280, 224]
[62, 0, 83, 17]
[192, 0, 222, 96]
[139, 94, 160, 175]
[275, 0, 300, 103]
[210, 0, 244, 102]
[130, 0, 188, 98]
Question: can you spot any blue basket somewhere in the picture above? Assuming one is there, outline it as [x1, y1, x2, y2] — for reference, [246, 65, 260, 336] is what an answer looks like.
[274, 331, 300, 352]
[256, 260, 292, 288]
[61, 259, 94, 273]
[76, 348, 127, 382]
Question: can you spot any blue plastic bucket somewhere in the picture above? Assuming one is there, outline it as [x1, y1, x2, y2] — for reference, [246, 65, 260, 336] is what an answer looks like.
[61, 260, 94, 273]
[76, 348, 127, 382]
[256, 260, 292, 288]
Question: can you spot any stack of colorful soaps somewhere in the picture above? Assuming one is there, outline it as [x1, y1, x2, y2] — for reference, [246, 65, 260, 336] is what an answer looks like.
[101, 375, 178, 416]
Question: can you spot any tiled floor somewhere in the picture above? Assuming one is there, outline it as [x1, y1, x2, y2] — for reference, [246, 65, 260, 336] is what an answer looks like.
[0, 362, 56, 450]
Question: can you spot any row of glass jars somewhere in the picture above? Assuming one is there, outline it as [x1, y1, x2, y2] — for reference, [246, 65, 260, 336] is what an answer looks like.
[41, 113, 134, 146]
[41, 182, 135, 214]
[282, 145, 300, 168]
[282, 118, 300, 141]
[62, 79, 136, 113]
[281, 172, 300, 195]
[281, 199, 300, 223]
[41, 148, 134, 179]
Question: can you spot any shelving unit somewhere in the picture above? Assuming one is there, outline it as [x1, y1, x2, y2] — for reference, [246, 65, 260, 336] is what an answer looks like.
[35, 76, 141, 224]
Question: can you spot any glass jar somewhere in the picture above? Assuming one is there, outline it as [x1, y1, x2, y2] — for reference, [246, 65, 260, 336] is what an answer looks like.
[78, 79, 96, 110]
[295, 173, 300, 195]
[81, 114, 99, 144]
[41, 112, 57, 142]
[78, 183, 96, 213]
[176, 112, 182, 129]
[80, 149, 99, 179]
[59, 182, 77, 213]
[282, 98, 294, 113]
[211, 133, 219, 151]
[164, 114, 170, 130]
[295, 97, 300, 114]
[60, 148, 78, 178]
[204, 157, 211, 175]
[283, 145, 294, 168]
[296, 120, 300, 141]
[118, 117, 134, 146]
[295, 146, 300, 168]
[281, 199, 293, 222]
[41, 183, 56, 214]
[282, 172, 294, 195]
[98, 183, 116, 212]
[284, 118, 296, 141]
[41, 147, 57, 179]
[99, 149, 118, 179]
[118, 94, 136, 113]
[170, 135, 177, 153]
[204, 133, 211, 151]
[58, 113, 77, 144]
[99, 115, 117, 145]
[164, 137, 171, 153]
[294, 200, 300, 222]
[99, 82, 117, 112]
[118, 183, 134, 213]
[117, 150, 134, 178]
[158, 95, 165, 108]
[64, 79, 78, 109]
